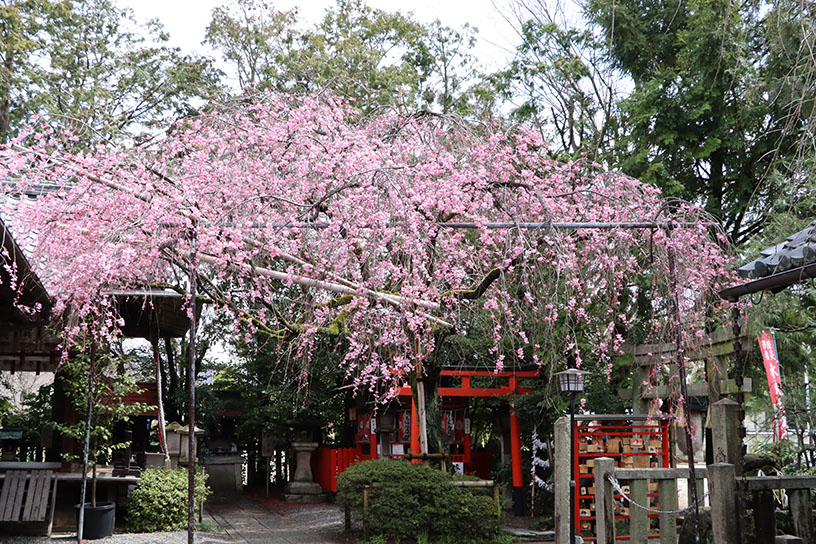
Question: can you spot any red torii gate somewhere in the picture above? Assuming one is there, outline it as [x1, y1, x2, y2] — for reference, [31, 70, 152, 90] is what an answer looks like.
[402, 368, 539, 515]
[313, 366, 540, 514]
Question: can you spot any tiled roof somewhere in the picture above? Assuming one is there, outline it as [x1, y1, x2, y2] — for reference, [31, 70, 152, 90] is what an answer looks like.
[738, 221, 816, 279]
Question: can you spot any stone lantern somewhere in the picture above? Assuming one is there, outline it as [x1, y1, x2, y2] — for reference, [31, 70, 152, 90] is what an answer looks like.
[177, 424, 204, 466]
[283, 442, 324, 502]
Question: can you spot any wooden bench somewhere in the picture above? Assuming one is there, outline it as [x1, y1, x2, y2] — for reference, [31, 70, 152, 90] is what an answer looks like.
[0, 470, 58, 535]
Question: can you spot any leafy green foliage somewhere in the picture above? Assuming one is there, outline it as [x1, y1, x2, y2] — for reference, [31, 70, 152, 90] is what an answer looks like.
[1, 0, 220, 145]
[0, 382, 52, 460]
[225, 331, 348, 450]
[337, 460, 500, 543]
[585, 0, 808, 244]
[56, 348, 150, 466]
[204, 0, 491, 115]
[493, 10, 620, 160]
[754, 439, 799, 473]
[126, 467, 211, 533]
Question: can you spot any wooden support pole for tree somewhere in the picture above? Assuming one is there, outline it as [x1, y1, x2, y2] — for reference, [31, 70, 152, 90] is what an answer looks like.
[413, 336, 429, 457]
[152, 338, 170, 468]
[417, 379, 428, 456]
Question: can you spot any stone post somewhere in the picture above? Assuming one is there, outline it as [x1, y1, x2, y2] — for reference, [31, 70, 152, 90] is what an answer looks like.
[709, 463, 739, 544]
[711, 399, 741, 474]
[789, 489, 813, 543]
[593, 457, 616, 544]
[658, 478, 678, 544]
[629, 479, 648, 542]
[754, 490, 776, 544]
[554, 416, 570, 544]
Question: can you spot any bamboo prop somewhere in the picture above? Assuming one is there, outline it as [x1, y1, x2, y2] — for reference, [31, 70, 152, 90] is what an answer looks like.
[152, 338, 171, 468]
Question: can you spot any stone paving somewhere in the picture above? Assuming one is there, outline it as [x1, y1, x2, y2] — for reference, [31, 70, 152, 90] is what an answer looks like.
[2, 496, 346, 544]
[205, 497, 346, 544]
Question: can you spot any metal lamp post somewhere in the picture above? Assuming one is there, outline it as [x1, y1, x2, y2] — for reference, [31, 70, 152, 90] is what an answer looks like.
[556, 368, 585, 544]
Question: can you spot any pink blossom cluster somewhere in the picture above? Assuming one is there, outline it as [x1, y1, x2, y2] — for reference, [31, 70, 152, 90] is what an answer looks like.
[0, 93, 736, 393]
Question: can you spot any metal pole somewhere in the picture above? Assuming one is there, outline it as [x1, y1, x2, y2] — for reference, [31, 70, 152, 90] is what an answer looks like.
[667, 234, 701, 543]
[187, 230, 198, 544]
[77, 340, 96, 544]
[569, 394, 576, 544]
[205, 220, 713, 230]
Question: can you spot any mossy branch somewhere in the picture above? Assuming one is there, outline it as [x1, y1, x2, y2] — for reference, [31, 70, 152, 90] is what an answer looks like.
[441, 267, 502, 300]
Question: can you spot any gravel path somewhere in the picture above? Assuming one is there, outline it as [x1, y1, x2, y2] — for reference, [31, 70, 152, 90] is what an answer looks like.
[1, 530, 235, 544]
[2, 495, 346, 544]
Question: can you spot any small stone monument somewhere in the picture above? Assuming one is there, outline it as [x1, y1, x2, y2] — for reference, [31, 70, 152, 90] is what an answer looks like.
[283, 441, 325, 502]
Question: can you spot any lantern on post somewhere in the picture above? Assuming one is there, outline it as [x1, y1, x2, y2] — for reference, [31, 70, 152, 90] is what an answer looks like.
[555, 368, 585, 544]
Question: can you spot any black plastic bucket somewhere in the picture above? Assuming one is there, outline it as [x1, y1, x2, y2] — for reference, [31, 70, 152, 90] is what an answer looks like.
[75, 502, 115, 540]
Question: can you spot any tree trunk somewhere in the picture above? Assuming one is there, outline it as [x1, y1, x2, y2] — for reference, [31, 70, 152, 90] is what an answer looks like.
[165, 337, 179, 422]
[411, 353, 447, 459]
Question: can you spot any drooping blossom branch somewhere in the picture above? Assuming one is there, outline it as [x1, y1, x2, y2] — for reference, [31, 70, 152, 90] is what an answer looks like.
[0, 91, 736, 397]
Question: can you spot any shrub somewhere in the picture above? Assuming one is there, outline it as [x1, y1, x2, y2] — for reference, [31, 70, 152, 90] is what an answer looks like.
[337, 460, 500, 543]
[127, 467, 211, 532]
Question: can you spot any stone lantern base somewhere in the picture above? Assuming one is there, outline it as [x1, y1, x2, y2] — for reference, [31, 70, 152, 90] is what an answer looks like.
[283, 441, 326, 503]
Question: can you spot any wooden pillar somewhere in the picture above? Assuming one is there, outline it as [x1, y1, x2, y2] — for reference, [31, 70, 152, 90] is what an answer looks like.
[593, 457, 616, 544]
[410, 396, 420, 463]
[509, 403, 524, 516]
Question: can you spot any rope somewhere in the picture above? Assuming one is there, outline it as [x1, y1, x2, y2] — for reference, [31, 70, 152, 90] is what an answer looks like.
[606, 474, 709, 515]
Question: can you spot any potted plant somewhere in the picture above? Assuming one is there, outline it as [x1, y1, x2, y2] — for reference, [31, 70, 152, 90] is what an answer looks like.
[57, 344, 151, 539]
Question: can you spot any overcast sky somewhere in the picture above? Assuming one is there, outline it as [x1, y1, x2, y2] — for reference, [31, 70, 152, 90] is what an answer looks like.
[119, 0, 521, 88]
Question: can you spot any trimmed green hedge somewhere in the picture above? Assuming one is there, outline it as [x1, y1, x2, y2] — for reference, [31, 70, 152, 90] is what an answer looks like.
[337, 460, 500, 543]
[127, 467, 211, 533]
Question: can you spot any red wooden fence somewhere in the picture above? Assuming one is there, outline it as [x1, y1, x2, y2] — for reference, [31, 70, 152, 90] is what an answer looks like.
[312, 447, 360, 492]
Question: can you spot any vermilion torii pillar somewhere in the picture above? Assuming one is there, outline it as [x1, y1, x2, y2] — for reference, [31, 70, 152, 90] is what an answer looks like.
[509, 401, 525, 516]
[410, 397, 420, 463]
